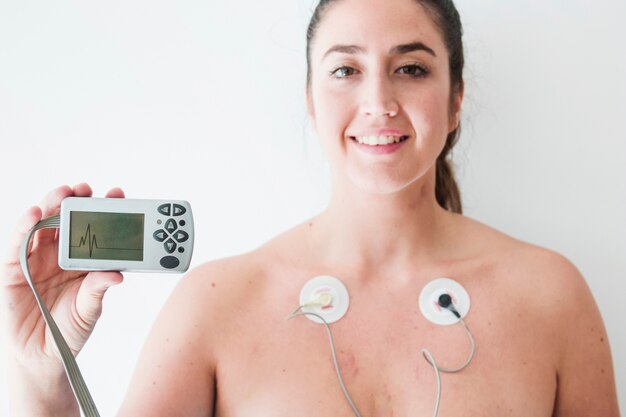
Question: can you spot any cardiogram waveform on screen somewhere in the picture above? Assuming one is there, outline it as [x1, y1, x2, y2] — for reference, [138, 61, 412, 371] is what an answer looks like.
[71, 223, 140, 258]
[74, 224, 99, 257]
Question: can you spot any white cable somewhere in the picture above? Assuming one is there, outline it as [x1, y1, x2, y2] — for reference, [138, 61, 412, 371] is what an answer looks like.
[289, 307, 364, 417]
[422, 317, 475, 373]
[20, 215, 101, 417]
[421, 349, 442, 417]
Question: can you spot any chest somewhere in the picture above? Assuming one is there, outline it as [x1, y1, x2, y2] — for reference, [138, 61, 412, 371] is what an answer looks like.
[213, 286, 558, 417]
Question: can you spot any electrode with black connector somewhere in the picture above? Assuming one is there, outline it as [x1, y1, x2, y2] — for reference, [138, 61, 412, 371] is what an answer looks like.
[437, 293, 461, 319]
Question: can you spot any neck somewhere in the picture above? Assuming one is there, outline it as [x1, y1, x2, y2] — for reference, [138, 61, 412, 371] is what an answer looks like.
[312, 169, 454, 275]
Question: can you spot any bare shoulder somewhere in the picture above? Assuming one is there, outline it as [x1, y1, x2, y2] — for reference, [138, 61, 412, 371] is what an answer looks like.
[458, 215, 600, 327]
[117, 249, 279, 417]
[457, 215, 620, 416]
[173, 233, 300, 333]
[175, 249, 277, 324]
[456, 215, 589, 294]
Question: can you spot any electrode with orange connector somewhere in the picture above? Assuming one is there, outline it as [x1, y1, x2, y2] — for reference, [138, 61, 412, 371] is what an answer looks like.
[290, 275, 350, 324]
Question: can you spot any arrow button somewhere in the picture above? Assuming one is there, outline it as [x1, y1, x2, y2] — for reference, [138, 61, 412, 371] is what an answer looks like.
[164, 239, 177, 254]
[153, 229, 167, 242]
[173, 230, 189, 243]
[165, 219, 178, 233]
[173, 204, 187, 216]
[158, 204, 171, 216]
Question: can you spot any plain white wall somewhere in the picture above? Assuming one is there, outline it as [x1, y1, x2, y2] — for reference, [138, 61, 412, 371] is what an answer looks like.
[1, 0, 624, 415]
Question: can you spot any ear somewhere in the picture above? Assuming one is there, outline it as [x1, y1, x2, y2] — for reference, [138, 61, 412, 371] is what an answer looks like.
[305, 88, 316, 132]
[448, 81, 464, 132]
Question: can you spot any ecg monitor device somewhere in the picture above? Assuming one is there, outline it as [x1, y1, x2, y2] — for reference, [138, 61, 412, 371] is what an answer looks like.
[58, 197, 194, 272]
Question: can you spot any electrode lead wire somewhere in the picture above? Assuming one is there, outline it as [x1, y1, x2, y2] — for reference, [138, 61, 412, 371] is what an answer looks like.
[289, 304, 476, 417]
[20, 215, 101, 417]
[289, 307, 364, 417]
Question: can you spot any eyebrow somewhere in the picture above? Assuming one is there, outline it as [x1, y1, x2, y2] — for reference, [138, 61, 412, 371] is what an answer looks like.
[390, 42, 436, 57]
[322, 44, 365, 59]
[322, 41, 437, 60]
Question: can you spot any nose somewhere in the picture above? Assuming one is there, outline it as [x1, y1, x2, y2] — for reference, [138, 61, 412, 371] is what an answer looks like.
[360, 72, 399, 118]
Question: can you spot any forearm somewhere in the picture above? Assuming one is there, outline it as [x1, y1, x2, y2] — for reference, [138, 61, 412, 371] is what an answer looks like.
[7, 358, 79, 417]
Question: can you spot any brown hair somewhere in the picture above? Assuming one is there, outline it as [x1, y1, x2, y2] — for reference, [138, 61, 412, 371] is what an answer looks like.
[306, 0, 464, 213]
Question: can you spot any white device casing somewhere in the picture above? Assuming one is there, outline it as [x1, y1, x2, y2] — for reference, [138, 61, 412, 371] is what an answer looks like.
[418, 277, 471, 326]
[58, 197, 194, 273]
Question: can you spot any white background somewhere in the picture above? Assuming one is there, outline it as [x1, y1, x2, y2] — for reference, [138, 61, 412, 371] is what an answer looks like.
[1, 0, 624, 415]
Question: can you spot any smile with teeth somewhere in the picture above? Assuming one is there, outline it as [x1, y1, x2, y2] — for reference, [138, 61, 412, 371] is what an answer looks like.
[351, 135, 409, 146]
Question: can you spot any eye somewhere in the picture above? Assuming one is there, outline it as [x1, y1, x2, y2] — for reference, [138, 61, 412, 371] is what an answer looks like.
[396, 64, 429, 78]
[330, 66, 358, 78]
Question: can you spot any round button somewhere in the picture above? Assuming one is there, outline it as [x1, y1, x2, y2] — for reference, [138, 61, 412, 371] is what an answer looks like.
[160, 256, 180, 269]
[180, 220, 186, 226]
[178, 247, 185, 253]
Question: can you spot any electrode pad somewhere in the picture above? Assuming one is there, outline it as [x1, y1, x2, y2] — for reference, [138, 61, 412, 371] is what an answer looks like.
[298, 275, 350, 324]
[419, 277, 470, 325]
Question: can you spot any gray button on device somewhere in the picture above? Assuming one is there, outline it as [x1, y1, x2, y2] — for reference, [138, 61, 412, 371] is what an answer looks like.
[164, 239, 177, 253]
[173, 230, 189, 243]
[158, 204, 171, 216]
[153, 230, 167, 242]
[165, 219, 177, 233]
[160, 256, 180, 269]
[173, 204, 186, 216]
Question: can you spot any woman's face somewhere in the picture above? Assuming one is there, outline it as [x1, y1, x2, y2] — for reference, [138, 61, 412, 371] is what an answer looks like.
[308, 0, 461, 195]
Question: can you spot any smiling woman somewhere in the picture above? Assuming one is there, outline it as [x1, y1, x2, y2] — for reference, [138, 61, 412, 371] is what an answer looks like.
[307, 0, 464, 212]
[307, 0, 465, 214]
[1, 0, 622, 416]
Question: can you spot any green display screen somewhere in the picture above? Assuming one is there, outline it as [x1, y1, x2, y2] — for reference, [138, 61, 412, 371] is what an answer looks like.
[69, 211, 144, 261]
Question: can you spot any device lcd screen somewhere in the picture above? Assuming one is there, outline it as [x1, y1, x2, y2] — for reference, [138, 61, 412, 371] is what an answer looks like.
[69, 211, 145, 261]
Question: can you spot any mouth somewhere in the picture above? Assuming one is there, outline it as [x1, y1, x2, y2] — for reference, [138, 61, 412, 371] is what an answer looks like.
[349, 135, 410, 146]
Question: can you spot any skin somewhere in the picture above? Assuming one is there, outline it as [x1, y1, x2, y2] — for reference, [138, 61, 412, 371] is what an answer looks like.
[2, 0, 620, 416]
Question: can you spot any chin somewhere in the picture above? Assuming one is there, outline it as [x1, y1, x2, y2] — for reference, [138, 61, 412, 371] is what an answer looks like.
[345, 171, 418, 196]
[339, 161, 436, 196]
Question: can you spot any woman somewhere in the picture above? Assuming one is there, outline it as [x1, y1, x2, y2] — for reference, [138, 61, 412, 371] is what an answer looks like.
[3, 0, 620, 415]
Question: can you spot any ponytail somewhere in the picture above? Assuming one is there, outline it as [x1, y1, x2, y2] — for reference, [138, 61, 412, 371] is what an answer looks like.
[435, 126, 462, 213]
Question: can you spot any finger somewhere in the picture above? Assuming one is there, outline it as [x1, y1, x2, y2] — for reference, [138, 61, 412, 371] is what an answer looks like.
[75, 272, 124, 328]
[36, 183, 94, 246]
[71, 182, 94, 198]
[3, 206, 42, 269]
[34, 185, 77, 245]
[39, 185, 74, 218]
[104, 187, 125, 199]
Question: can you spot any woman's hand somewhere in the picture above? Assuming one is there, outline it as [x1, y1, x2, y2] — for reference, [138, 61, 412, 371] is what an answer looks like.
[2, 183, 125, 367]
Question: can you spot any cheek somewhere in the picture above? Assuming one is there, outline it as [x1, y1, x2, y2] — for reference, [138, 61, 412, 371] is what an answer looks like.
[314, 84, 353, 128]
[394, 91, 451, 177]
[311, 84, 354, 154]
[403, 90, 451, 143]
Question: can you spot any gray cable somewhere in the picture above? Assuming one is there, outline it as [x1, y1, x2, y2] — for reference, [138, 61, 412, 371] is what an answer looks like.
[19, 215, 100, 417]
[421, 349, 442, 417]
[422, 317, 475, 373]
[289, 307, 364, 417]
[289, 305, 475, 417]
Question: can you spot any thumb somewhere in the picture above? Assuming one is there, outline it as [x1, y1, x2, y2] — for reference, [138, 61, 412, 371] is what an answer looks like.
[75, 271, 124, 327]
